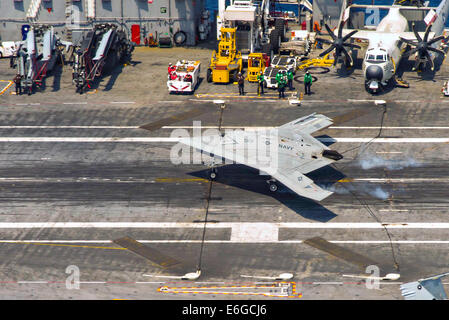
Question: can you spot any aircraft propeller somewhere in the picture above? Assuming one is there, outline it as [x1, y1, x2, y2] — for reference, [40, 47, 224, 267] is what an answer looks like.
[316, 20, 361, 67]
[400, 22, 447, 71]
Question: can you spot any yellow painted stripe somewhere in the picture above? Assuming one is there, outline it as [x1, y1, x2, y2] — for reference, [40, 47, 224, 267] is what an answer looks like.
[157, 282, 302, 298]
[337, 178, 354, 183]
[0, 241, 125, 250]
[0, 81, 13, 96]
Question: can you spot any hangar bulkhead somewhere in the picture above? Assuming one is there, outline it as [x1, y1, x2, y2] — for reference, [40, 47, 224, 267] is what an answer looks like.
[0, 0, 206, 46]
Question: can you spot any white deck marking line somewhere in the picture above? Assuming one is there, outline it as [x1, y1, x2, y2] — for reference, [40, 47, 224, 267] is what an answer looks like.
[0, 137, 447, 143]
[110, 101, 135, 104]
[62, 102, 88, 105]
[163, 126, 449, 130]
[320, 138, 449, 143]
[1, 240, 449, 244]
[376, 151, 403, 154]
[0, 125, 447, 130]
[332, 126, 449, 129]
[192, 99, 449, 103]
[0, 177, 157, 183]
[0, 126, 139, 129]
[231, 223, 278, 242]
[7, 280, 449, 285]
[0, 222, 449, 229]
[353, 178, 449, 183]
[0, 137, 179, 142]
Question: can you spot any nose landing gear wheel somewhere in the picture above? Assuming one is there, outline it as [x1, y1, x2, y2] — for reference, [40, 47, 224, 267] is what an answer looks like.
[269, 182, 278, 192]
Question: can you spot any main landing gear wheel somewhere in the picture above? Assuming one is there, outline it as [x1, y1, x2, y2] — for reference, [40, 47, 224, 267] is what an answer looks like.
[209, 168, 218, 180]
[267, 179, 278, 192]
[269, 183, 278, 192]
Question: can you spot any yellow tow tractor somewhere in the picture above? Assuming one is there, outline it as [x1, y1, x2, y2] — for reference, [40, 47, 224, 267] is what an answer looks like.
[246, 52, 270, 82]
[298, 53, 334, 70]
[207, 27, 243, 83]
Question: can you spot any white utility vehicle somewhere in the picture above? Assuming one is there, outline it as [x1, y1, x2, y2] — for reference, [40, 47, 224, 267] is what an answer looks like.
[167, 60, 201, 94]
[270, 54, 297, 74]
[0, 41, 17, 58]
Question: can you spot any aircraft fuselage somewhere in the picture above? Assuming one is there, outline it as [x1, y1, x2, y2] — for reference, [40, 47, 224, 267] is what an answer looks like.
[363, 8, 407, 93]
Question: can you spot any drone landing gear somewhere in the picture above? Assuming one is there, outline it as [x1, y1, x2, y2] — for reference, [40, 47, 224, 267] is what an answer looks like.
[266, 178, 278, 192]
[209, 167, 218, 180]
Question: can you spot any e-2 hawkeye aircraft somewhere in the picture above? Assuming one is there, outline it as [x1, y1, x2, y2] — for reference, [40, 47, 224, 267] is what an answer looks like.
[316, 0, 449, 93]
[175, 113, 343, 202]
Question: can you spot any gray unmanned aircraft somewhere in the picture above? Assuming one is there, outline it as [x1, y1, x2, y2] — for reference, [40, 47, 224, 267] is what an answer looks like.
[176, 113, 343, 202]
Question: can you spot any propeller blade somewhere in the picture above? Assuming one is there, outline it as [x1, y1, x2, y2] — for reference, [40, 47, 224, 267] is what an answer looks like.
[427, 46, 446, 57]
[316, 38, 334, 45]
[342, 29, 358, 42]
[319, 45, 336, 57]
[338, 20, 344, 38]
[402, 47, 419, 57]
[324, 23, 336, 40]
[427, 35, 445, 45]
[343, 42, 361, 49]
[399, 37, 418, 47]
[423, 23, 432, 42]
[412, 23, 422, 42]
[424, 50, 434, 71]
[341, 47, 353, 66]
[335, 46, 342, 58]
[333, 54, 338, 66]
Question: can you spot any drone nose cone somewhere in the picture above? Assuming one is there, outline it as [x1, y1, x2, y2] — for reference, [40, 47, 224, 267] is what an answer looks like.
[322, 150, 343, 161]
[366, 65, 383, 81]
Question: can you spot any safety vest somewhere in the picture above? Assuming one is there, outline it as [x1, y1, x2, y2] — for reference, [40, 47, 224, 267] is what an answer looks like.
[276, 73, 286, 87]
[304, 74, 312, 84]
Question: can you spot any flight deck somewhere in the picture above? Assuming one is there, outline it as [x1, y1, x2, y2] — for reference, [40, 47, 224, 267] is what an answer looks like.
[0, 43, 448, 299]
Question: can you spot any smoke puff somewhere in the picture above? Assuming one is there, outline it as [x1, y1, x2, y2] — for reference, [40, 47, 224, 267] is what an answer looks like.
[357, 150, 421, 171]
[323, 183, 390, 200]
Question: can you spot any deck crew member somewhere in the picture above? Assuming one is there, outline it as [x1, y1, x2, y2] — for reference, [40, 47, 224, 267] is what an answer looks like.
[304, 70, 312, 95]
[13, 73, 22, 95]
[237, 72, 245, 95]
[257, 71, 264, 96]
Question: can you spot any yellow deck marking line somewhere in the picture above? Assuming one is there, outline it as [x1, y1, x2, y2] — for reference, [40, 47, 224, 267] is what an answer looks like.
[337, 178, 354, 183]
[158, 281, 301, 298]
[0, 241, 125, 250]
[155, 178, 209, 183]
[0, 81, 13, 96]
